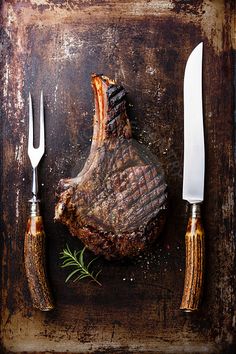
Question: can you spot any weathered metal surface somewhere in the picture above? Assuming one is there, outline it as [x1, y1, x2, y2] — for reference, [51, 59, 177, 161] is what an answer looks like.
[0, 0, 235, 353]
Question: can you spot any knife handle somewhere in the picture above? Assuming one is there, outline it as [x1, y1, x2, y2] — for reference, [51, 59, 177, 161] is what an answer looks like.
[24, 214, 54, 311]
[180, 203, 205, 312]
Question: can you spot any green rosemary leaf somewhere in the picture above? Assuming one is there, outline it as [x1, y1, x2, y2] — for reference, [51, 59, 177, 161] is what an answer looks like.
[60, 245, 102, 286]
[65, 268, 81, 283]
[73, 274, 90, 282]
[61, 261, 79, 268]
[87, 256, 99, 270]
[79, 247, 85, 267]
[96, 269, 102, 278]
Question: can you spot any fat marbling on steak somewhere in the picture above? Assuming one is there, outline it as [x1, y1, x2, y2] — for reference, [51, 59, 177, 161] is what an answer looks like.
[55, 74, 167, 259]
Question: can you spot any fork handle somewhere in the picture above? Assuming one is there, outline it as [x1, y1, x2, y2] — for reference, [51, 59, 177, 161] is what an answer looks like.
[24, 215, 54, 311]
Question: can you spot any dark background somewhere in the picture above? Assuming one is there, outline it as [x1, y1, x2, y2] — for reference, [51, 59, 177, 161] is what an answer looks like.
[0, 0, 235, 353]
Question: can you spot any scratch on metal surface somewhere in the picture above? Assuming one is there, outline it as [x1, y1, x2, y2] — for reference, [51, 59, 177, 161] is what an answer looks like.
[15, 134, 24, 223]
[3, 62, 9, 98]
[15, 188, 20, 222]
[16, 89, 24, 113]
[222, 185, 234, 220]
[54, 84, 59, 105]
[15, 136, 24, 166]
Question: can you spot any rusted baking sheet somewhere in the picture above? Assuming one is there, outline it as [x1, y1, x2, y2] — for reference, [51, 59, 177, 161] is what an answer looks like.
[0, 0, 235, 353]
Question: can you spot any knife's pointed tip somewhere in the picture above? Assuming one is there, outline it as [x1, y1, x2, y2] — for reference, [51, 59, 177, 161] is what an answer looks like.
[198, 41, 203, 51]
[185, 42, 203, 72]
[192, 42, 203, 55]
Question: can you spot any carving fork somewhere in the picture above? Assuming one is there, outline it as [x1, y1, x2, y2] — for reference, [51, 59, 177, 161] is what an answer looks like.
[24, 91, 54, 311]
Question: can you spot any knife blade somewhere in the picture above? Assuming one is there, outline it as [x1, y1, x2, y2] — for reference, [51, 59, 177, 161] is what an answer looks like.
[180, 42, 205, 312]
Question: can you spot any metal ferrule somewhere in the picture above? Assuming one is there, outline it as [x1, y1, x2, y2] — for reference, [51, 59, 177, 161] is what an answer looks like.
[29, 167, 40, 216]
[29, 196, 40, 216]
[190, 203, 201, 218]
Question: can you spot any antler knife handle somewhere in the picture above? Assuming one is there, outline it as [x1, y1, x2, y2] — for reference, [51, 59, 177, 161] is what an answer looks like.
[24, 213, 54, 311]
[180, 203, 205, 312]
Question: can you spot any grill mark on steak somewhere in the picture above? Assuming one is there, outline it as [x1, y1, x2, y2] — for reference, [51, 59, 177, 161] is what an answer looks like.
[55, 74, 168, 260]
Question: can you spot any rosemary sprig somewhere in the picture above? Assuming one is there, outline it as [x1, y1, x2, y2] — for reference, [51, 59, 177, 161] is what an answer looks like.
[60, 245, 102, 286]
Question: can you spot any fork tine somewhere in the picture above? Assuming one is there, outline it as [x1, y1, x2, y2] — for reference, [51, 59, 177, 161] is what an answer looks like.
[28, 92, 33, 153]
[39, 90, 45, 153]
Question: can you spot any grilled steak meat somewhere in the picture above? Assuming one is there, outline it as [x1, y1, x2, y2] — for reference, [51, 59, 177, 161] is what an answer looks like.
[55, 74, 167, 260]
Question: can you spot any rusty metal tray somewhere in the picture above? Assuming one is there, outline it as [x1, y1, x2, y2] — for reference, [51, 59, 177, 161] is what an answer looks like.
[0, 1, 235, 353]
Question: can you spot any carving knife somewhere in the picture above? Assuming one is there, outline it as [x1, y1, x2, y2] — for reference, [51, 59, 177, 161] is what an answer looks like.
[180, 42, 205, 312]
